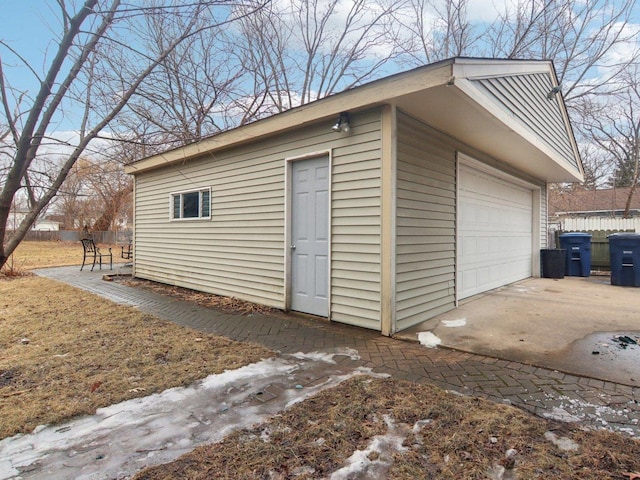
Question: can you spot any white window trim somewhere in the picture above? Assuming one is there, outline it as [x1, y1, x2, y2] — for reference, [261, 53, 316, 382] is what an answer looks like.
[169, 187, 212, 221]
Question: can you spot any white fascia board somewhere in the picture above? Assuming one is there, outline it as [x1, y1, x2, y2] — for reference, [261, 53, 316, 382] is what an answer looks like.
[451, 58, 554, 80]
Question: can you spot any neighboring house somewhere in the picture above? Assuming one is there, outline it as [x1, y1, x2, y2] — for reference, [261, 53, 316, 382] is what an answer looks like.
[7, 209, 30, 231]
[7, 210, 60, 232]
[549, 187, 640, 232]
[31, 220, 61, 231]
[125, 57, 583, 336]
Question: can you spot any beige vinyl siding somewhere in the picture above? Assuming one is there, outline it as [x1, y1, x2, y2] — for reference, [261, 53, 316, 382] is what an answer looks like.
[134, 155, 284, 307]
[330, 113, 382, 330]
[395, 112, 456, 331]
[133, 109, 382, 326]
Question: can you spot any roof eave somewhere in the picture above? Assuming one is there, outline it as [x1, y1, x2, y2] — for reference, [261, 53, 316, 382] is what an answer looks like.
[125, 57, 584, 184]
[125, 60, 455, 175]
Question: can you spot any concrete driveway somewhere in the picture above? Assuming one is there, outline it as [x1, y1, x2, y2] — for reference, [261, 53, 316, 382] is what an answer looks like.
[396, 275, 640, 387]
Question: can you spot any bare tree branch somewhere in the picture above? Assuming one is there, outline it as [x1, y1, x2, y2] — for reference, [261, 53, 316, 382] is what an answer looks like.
[0, 0, 267, 268]
[578, 65, 640, 216]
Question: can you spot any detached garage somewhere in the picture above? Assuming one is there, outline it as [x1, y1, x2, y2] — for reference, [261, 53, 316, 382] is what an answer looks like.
[125, 57, 583, 336]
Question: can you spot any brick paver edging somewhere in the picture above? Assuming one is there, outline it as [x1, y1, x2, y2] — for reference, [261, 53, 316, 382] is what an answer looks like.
[35, 266, 640, 437]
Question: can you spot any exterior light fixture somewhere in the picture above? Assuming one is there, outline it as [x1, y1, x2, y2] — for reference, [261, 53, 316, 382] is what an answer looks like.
[331, 112, 351, 133]
[547, 86, 561, 100]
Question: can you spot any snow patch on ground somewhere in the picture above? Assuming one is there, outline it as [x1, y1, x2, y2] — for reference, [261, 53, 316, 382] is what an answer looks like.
[329, 415, 411, 480]
[284, 366, 381, 409]
[512, 284, 536, 294]
[544, 431, 579, 452]
[418, 331, 442, 348]
[542, 407, 582, 423]
[291, 347, 361, 364]
[487, 449, 518, 480]
[537, 393, 638, 434]
[0, 351, 367, 480]
[442, 318, 467, 328]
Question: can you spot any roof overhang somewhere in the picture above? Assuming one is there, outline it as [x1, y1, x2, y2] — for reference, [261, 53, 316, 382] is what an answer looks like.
[126, 57, 583, 183]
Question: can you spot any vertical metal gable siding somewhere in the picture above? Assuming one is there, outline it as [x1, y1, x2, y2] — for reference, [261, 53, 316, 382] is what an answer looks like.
[471, 74, 577, 169]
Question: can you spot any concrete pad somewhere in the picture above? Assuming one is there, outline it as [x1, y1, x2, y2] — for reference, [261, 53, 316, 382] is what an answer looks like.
[396, 275, 640, 387]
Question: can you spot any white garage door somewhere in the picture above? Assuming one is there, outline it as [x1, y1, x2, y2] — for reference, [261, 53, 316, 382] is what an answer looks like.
[458, 162, 534, 299]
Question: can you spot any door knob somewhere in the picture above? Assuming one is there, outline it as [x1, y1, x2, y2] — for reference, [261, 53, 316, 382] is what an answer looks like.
[290, 244, 296, 250]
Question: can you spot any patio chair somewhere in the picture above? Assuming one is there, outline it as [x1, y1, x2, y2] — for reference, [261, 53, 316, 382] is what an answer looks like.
[120, 241, 133, 267]
[80, 238, 112, 271]
[121, 241, 133, 261]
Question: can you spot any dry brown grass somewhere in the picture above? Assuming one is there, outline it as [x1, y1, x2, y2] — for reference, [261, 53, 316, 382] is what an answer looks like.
[4, 242, 640, 479]
[0, 276, 273, 439]
[134, 376, 640, 480]
[1, 240, 119, 274]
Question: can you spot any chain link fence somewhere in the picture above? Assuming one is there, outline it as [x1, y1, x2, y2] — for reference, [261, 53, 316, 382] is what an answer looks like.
[22, 230, 132, 245]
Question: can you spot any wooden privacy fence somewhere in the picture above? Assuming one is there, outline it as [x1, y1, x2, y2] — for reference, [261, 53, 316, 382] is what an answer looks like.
[560, 217, 640, 232]
[556, 229, 636, 269]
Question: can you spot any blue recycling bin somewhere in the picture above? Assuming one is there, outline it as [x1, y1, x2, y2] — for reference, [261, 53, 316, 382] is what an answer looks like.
[559, 232, 592, 277]
[609, 233, 640, 287]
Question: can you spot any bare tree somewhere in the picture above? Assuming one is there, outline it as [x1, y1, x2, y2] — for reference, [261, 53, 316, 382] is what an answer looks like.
[482, 0, 639, 104]
[116, 0, 405, 135]
[57, 155, 132, 232]
[55, 158, 95, 230]
[231, 0, 403, 118]
[393, 0, 477, 66]
[87, 160, 133, 232]
[575, 144, 613, 190]
[0, 0, 266, 269]
[393, 0, 638, 103]
[579, 65, 640, 217]
[117, 11, 245, 148]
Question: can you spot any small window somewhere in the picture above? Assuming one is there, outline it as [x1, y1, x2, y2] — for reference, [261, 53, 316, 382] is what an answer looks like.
[171, 188, 211, 220]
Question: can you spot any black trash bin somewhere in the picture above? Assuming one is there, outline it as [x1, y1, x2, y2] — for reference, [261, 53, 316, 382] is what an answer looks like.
[540, 249, 566, 279]
[609, 233, 640, 287]
[559, 232, 592, 277]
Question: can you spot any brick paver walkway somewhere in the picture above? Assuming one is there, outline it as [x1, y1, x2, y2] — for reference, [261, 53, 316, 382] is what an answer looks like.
[37, 265, 640, 437]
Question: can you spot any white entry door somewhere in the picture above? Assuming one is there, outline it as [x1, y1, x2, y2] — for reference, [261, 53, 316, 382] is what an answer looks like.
[291, 156, 329, 316]
[458, 162, 534, 299]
